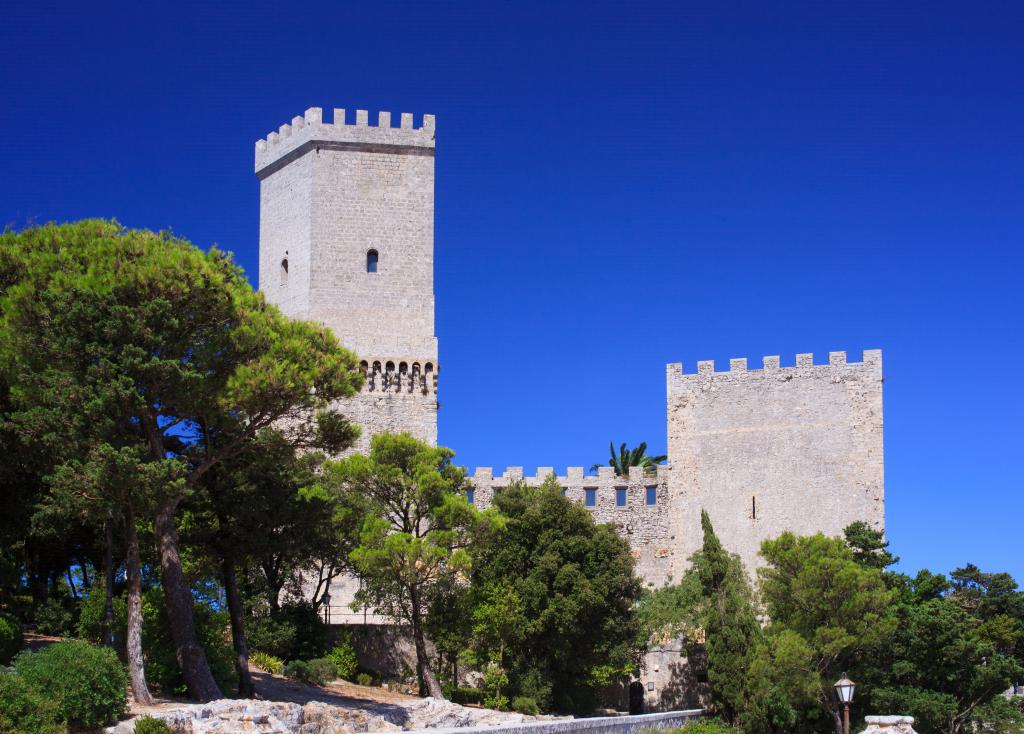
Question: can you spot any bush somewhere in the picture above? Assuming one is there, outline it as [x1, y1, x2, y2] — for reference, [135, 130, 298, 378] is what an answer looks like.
[33, 597, 75, 637]
[246, 616, 297, 661]
[451, 686, 485, 705]
[133, 715, 173, 734]
[249, 650, 284, 675]
[325, 636, 359, 680]
[285, 658, 335, 686]
[0, 612, 23, 665]
[356, 672, 373, 687]
[0, 672, 63, 734]
[511, 696, 540, 716]
[75, 590, 125, 644]
[14, 640, 128, 730]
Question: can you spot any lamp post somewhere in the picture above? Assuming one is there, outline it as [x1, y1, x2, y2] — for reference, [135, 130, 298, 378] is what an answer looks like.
[834, 674, 856, 734]
[322, 591, 331, 625]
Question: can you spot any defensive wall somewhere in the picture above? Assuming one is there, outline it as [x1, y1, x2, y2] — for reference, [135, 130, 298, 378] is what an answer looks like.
[467, 465, 674, 586]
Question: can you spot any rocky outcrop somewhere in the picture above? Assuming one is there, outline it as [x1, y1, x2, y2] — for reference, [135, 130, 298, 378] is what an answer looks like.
[858, 715, 918, 734]
[106, 697, 538, 734]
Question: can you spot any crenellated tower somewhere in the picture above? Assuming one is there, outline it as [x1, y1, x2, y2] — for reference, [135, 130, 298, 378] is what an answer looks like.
[255, 107, 439, 451]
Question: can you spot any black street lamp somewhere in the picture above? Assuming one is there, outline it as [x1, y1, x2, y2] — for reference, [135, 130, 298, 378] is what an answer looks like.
[834, 674, 856, 734]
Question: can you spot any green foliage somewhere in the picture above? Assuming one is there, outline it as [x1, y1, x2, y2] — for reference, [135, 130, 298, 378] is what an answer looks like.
[133, 716, 173, 734]
[324, 433, 478, 696]
[591, 441, 666, 475]
[694, 511, 761, 725]
[326, 636, 359, 680]
[636, 574, 703, 644]
[0, 612, 22, 665]
[246, 615, 297, 661]
[0, 671, 63, 734]
[75, 590, 125, 644]
[451, 687, 486, 705]
[284, 658, 336, 687]
[140, 589, 236, 696]
[844, 521, 899, 570]
[0, 220, 365, 699]
[866, 567, 1024, 734]
[356, 672, 373, 687]
[33, 597, 75, 637]
[511, 696, 540, 716]
[748, 531, 897, 733]
[249, 651, 284, 675]
[468, 477, 644, 714]
[14, 640, 128, 730]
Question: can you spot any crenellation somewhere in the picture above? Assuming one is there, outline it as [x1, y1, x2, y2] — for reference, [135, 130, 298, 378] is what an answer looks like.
[796, 352, 813, 367]
[829, 350, 847, 366]
[730, 357, 747, 372]
[255, 106, 437, 175]
[667, 351, 883, 384]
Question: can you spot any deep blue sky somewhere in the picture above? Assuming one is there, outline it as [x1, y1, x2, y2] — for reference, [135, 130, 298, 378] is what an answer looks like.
[2, 2, 1021, 581]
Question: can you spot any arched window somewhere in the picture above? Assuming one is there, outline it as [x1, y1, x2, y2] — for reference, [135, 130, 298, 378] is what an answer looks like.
[366, 249, 379, 273]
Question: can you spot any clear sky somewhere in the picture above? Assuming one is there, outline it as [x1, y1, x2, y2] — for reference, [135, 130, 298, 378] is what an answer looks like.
[2, 1, 1021, 582]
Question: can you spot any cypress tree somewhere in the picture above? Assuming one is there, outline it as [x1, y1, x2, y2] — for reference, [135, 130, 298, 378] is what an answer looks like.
[694, 510, 762, 724]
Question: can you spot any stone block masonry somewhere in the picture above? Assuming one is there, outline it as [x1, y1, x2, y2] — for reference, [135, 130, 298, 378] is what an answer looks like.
[257, 107, 439, 452]
[666, 350, 884, 576]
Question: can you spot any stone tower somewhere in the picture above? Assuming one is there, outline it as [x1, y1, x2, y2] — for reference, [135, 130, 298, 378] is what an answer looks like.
[255, 107, 439, 451]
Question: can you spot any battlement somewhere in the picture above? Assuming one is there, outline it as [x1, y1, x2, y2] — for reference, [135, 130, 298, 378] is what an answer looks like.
[360, 358, 438, 396]
[468, 464, 670, 484]
[255, 107, 436, 176]
[667, 349, 881, 387]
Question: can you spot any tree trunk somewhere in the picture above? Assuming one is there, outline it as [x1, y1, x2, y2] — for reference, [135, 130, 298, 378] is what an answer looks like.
[222, 557, 255, 698]
[126, 503, 154, 705]
[103, 520, 116, 648]
[409, 586, 445, 699]
[155, 498, 222, 702]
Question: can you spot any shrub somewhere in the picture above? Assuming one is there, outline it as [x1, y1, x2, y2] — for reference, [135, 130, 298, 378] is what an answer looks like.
[356, 672, 373, 687]
[511, 696, 540, 716]
[285, 659, 336, 686]
[75, 590, 125, 644]
[325, 636, 359, 680]
[133, 715, 173, 734]
[452, 686, 485, 705]
[14, 640, 128, 730]
[33, 597, 75, 637]
[0, 672, 63, 734]
[249, 650, 284, 675]
[246, 616, 297, 661]
[0, 612, 23, 665]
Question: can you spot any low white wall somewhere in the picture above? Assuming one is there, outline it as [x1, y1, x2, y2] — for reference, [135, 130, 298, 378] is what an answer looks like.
[386, 709, 703, 734]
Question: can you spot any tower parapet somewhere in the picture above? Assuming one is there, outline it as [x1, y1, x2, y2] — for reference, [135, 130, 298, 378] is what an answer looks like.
[255, 107, 435, 177]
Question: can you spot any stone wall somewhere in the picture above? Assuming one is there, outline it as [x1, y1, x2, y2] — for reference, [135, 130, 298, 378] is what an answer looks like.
[468, 465, 675, 586]
[666, 350, 884, 574]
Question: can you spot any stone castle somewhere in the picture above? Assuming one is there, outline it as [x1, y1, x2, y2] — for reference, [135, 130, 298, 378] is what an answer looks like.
[255, 106, 885, 590]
